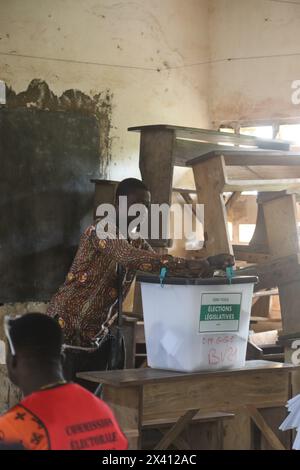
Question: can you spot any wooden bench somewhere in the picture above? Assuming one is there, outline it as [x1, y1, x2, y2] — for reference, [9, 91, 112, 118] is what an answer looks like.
[187, 149, 300, 257]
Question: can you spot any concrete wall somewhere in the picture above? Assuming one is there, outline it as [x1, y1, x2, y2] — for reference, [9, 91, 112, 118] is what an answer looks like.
[209, 0, 300, 126]
[0, 0, 210, 181]
[2, 1, 300, 178]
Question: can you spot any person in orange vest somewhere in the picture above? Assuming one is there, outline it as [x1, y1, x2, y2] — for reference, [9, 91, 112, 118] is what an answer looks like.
[0, 313, 128, 450]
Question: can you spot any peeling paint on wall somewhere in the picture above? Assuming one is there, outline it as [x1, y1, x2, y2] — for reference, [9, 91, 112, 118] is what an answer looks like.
[5, 79, 113, 177]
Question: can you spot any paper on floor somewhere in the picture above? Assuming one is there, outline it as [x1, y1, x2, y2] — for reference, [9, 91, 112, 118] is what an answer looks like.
[280, 394, 300, 450]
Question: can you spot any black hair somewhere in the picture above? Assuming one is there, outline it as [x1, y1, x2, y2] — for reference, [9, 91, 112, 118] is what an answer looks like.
[9, 313, 63, 362]
[115, 178, 149, 198]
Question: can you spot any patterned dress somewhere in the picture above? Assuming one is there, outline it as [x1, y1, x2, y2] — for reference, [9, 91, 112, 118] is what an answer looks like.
[47, 223, 208, 347]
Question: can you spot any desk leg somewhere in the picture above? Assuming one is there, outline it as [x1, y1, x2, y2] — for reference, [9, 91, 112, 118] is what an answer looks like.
[154, 409, 199, 450]
[245, 405, 286, 450]
[103, 385, 142, 450]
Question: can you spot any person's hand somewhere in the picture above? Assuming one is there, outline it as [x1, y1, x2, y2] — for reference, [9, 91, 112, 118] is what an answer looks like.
[207, 253, 235, 271]
[185, 258, 214, 277]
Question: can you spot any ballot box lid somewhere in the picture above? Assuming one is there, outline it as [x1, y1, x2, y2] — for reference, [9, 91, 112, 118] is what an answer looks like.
[136, 273, 258, 286]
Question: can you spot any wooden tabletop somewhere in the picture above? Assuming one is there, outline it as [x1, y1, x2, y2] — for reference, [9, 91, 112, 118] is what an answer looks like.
[127, 125, 289, 151]
[77, 360, 297, 387]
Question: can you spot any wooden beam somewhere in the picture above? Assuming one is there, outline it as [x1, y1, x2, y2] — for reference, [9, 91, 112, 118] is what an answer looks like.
[154, 409, 199, 450]
[233, 248, 270, 264]
[191, 155, 233, 255]
[139, 128, 175, 247]
[263, 194, 300, 258]
[239, 254, 300, 291]
[245, 405, 286, 450]
[102, 385, 142, 450]
[128, 125, 290, 151]
[226, 191, 242, 211]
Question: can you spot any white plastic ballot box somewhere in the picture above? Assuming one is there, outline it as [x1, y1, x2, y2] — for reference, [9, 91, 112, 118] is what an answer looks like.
[137, 274, 258, 372]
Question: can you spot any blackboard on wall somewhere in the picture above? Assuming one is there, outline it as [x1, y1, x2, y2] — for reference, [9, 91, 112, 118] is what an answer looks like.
[0, 108, 99, 303]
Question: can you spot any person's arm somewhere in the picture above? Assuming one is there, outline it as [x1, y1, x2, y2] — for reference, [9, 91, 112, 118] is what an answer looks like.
[92, 230, 187, 273]
[138, 236, 215, 276]
[91, 225, 234, 276]
[129, 237, 235, 276]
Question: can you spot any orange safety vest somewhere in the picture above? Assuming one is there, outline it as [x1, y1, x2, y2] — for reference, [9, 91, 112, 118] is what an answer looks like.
[0, 383, 128, 450]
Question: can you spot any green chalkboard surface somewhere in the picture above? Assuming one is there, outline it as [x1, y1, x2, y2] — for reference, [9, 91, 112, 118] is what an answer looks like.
[0, 108, 99, 303]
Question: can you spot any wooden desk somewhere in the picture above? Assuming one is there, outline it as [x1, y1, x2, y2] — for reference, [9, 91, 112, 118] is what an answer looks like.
[186, 150, 300, 257]
[77, 360, 297, 450]
[128, 125, 288, 248]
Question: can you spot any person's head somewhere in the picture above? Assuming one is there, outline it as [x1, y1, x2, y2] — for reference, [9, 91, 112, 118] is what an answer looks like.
[4, 313, 64, 394]
[115, 178, 151, 226]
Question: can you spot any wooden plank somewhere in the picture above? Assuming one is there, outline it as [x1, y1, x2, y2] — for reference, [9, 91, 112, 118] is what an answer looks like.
[144, 417, 229, 450]
[251, 296, 271, 319]
[225, 191, 241, 211]
[191, 154, 233, 255]
[143, 411, 235, 428]
[180, 419, 224, 450]
[139, 128, 175, 246]
[139, 128, 175, 207]
[258, 407, 291, 450]
[248, 193, 270, 252]
[91, 179, 119, 219]
[174, 140, 237, 166]
[253, 288, 279, 298]
[173, 187, 198, 194]
[123, 317, 137, 369]
[279, 331, 300, 342]
[225, 153, 300, 167]
[233, 247, 270, 264]
[142, 368, 291, 420]
[135, 321, 145, 344]
[180, 192, 194, 205]
[245, 405, 286, 450]
[132, 282, 143, 319]
[263, 194, 300, 258]
[240, 254, 300, 291]
[178, 191, 203, 223]
[154, 409, 199, 450]
[187, 150, 298, 167]
[77, 360, 296, 387]
[224, 178, 300, 192]
[223, 411, 252, 450]
[128, 125, 290, 151]
[102, 385, 142, 450]
[279, 281, 300, 334]
[227, 165, 300, 180]
[171, 435, 191, 451]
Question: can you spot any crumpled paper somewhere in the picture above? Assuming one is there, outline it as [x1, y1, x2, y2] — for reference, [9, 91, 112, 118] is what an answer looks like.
[279, 394, 300, 450]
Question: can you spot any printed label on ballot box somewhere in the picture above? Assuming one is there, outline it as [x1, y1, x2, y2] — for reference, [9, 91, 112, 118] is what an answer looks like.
[199, 292, 242, 333]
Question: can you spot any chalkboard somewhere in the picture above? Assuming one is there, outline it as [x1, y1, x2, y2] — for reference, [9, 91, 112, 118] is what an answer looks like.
[0, 108, 99, 303]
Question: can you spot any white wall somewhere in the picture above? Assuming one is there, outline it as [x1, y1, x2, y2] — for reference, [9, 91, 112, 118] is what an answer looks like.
[3, 1, 300, 173]
[209, 0, 300, 126]
[0, 0, 210, 180]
